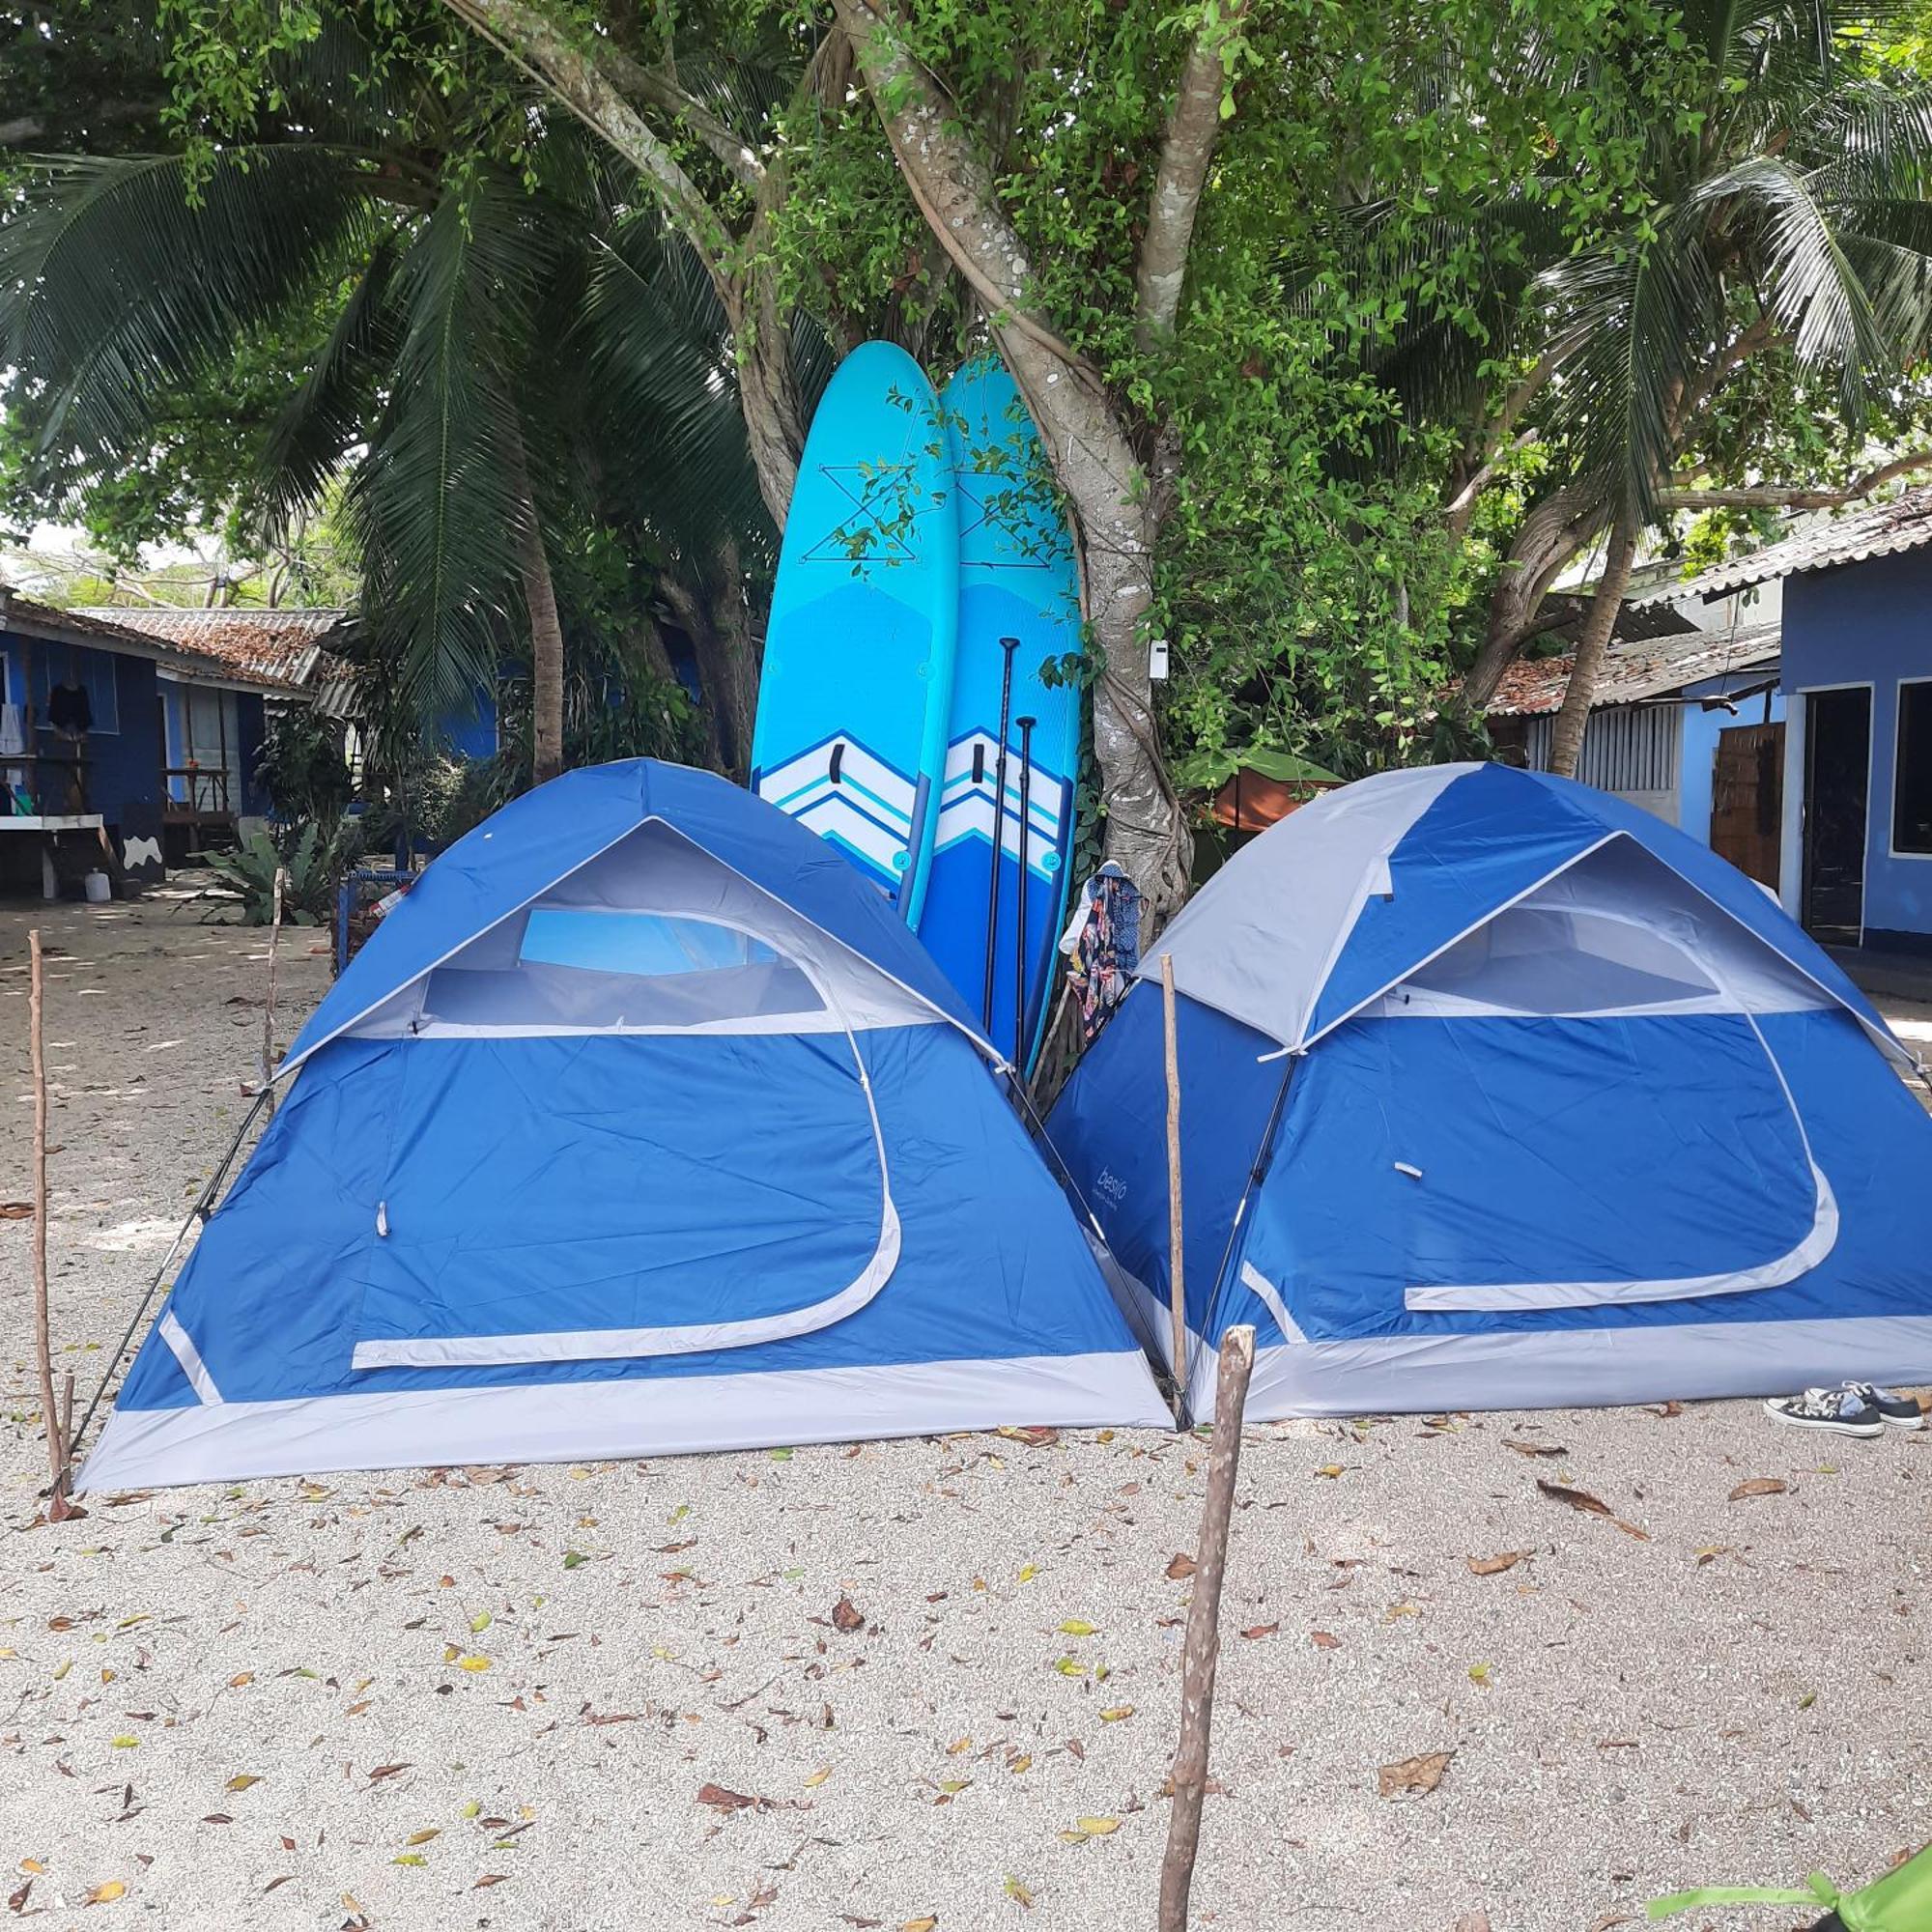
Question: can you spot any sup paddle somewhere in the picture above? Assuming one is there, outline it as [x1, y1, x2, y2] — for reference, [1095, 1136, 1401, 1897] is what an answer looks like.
[1014, 714, 1037, 1066]
[981, 637, 1020, 1036]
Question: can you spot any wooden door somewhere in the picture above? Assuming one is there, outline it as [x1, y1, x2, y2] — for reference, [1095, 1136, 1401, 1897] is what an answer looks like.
[1710, 721, 1783, 892]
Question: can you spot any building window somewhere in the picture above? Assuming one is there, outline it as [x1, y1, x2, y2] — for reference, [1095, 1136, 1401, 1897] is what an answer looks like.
[1893, 680, 1932, 854]
[39, 647, 121, 735]
[1523, 703, 1681, 795]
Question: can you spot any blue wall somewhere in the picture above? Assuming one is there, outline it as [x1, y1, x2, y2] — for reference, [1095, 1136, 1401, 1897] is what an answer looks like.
[1783, 546, 1932, 942]
[1, 633, 165, 843]
[1677, 672, 1785, 848]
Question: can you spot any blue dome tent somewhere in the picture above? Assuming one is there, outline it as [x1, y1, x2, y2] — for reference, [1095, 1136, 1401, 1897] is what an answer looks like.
[1048, 763, 1932, 1421]
[79, 760, 1167, 1491]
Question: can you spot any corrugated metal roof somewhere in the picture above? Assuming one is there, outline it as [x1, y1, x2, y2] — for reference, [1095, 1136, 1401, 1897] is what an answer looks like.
[73, 606, 352, 690]
[1628, 484, 1932, 608]
[1488, 621, 1781, 718]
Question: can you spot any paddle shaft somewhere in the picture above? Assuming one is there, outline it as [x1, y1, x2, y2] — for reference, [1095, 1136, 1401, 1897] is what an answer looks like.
[980, 637, 1020, 1037]
[1014, 716, 1037, 1068]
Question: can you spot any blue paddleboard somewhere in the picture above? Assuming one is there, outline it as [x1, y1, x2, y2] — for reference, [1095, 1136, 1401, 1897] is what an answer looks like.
[750, 342, 957, 921]
[919, 355, 1084, 1068]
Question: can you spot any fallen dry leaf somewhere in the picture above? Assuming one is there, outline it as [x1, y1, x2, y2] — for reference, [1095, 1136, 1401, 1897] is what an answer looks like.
[1165, 1552, 1196, 1580]
[1536, 1479, 1649, 1539]
[1378, 1750, 1454, 1799]
[0, 1203, 32, 1219]
[1310, 1630, 1342, 1649]
[84, 1881, 127, 1905]
[696, 1783, 768, 1812]
[1240, 1622, 1280, 1639]
[901, 1918, 938, 1932]
[1466, 1551, 1529, 1577]
[831, 1597, 865, 1634]
[1504, 1437, 1566, 1458]
[1728, 1477, 1788, 1501]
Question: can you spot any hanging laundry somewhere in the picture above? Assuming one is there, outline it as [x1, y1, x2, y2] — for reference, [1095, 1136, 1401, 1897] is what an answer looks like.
[47, 680, 93, 735]
[1057, 862, 1142, 1045]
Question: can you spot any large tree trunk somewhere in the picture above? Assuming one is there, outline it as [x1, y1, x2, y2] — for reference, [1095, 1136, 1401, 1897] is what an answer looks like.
[664, 537, 761, 780]
[508, 437, 567, 786]
[1547, 507, 1639, 781]
[1461, 485, 1603, 713]
[831, 0, 1192, 916]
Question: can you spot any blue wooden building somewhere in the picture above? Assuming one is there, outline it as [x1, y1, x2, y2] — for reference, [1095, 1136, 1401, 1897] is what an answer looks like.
[1640, 486, 1932, 954]
[0, 592, 309, 895]
[1487, 622, 1786, 889]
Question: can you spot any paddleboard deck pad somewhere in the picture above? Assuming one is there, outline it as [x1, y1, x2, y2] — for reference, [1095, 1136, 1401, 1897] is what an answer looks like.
[751, 342, 958, 920]
[918, 355, 1084, 1068]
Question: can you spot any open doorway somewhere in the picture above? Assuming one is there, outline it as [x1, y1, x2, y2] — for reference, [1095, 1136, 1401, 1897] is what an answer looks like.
[1802, 685, 1871, 944]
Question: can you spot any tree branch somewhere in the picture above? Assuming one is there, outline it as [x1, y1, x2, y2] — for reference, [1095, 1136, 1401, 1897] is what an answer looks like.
[438, 0, 733, 294]
[1658, 446, 1932, 509]
[591, 38, 767, 188]
[828, 0, 1102, 384]
[1132, 0, 1252, 351]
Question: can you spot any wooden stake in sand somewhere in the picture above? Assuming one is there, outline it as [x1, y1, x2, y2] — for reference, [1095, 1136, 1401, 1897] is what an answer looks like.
[261, 864, 287, 1115]
[28, 930, 70, 1517]
[1158, 1323, 1256, 1932]
[1160, 952, 1187, 1395]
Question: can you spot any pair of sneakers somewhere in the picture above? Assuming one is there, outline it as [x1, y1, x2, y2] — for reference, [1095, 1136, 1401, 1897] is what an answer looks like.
[1763, 1380, 1925, 1437]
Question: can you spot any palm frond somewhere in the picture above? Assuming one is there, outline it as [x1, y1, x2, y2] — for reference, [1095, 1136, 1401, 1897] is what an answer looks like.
[347, 177, 560, 719]
[1694, 155, 1890, 421]
[0, 147, 381, 465]
[255, 230, 409, 536]
[576, 215, 775, 567]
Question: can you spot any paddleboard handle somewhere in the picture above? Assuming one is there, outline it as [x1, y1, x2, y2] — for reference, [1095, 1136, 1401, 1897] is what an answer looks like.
[828, 740, 845, 784]
[1015, 714, 1037, 1068]
[981, 638, 1021, 1037]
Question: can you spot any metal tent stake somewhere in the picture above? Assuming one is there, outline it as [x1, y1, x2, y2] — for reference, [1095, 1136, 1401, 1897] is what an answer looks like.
[1158, 1325, 1257, 1932]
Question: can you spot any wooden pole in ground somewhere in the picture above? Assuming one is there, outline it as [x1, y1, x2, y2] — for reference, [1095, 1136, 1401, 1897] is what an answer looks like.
[28, 930, 69, 1517]
[261, 865, 286, 1116]
[1158, 1323, 1256, 1932]
[1160, 952, 1187, 1396]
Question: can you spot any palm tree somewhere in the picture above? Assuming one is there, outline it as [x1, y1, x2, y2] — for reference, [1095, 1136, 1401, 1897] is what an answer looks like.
[1453, 0, 1932, 774]
[0, 6, 780, 783]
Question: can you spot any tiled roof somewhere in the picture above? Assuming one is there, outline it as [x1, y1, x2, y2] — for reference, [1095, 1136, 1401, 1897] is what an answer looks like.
[73, 606, 352, 690]
[0, 585, 290, 692]
[1628, 484, 1932, 608]
[1489, 621, 1782, 718]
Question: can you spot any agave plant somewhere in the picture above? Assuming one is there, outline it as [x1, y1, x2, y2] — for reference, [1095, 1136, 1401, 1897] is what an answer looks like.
[195, 823, 334, 927]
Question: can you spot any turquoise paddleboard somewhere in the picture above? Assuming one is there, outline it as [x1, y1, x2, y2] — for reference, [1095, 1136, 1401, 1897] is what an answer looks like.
[751, 342, 957, 921]
[918, 355, 1084, 1068]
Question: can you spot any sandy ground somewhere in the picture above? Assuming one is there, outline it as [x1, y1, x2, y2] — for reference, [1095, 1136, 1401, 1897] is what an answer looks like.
[2, 895, 1929, 1932]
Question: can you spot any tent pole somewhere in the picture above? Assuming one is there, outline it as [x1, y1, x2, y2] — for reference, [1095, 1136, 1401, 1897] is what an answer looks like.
[1158, 1323, 1256, 1932]
[1161, 952, 1187, 1406]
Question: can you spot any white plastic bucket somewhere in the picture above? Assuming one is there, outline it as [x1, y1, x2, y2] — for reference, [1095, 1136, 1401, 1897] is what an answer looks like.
[83, 870, 111, 903]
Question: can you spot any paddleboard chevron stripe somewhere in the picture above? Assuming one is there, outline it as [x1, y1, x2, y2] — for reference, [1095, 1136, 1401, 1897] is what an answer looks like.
[933, 731, 1065, 871]
[917, 355, 1084, 1066]
[749, 342, 957, 921]
[755, 734, 924, 883]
